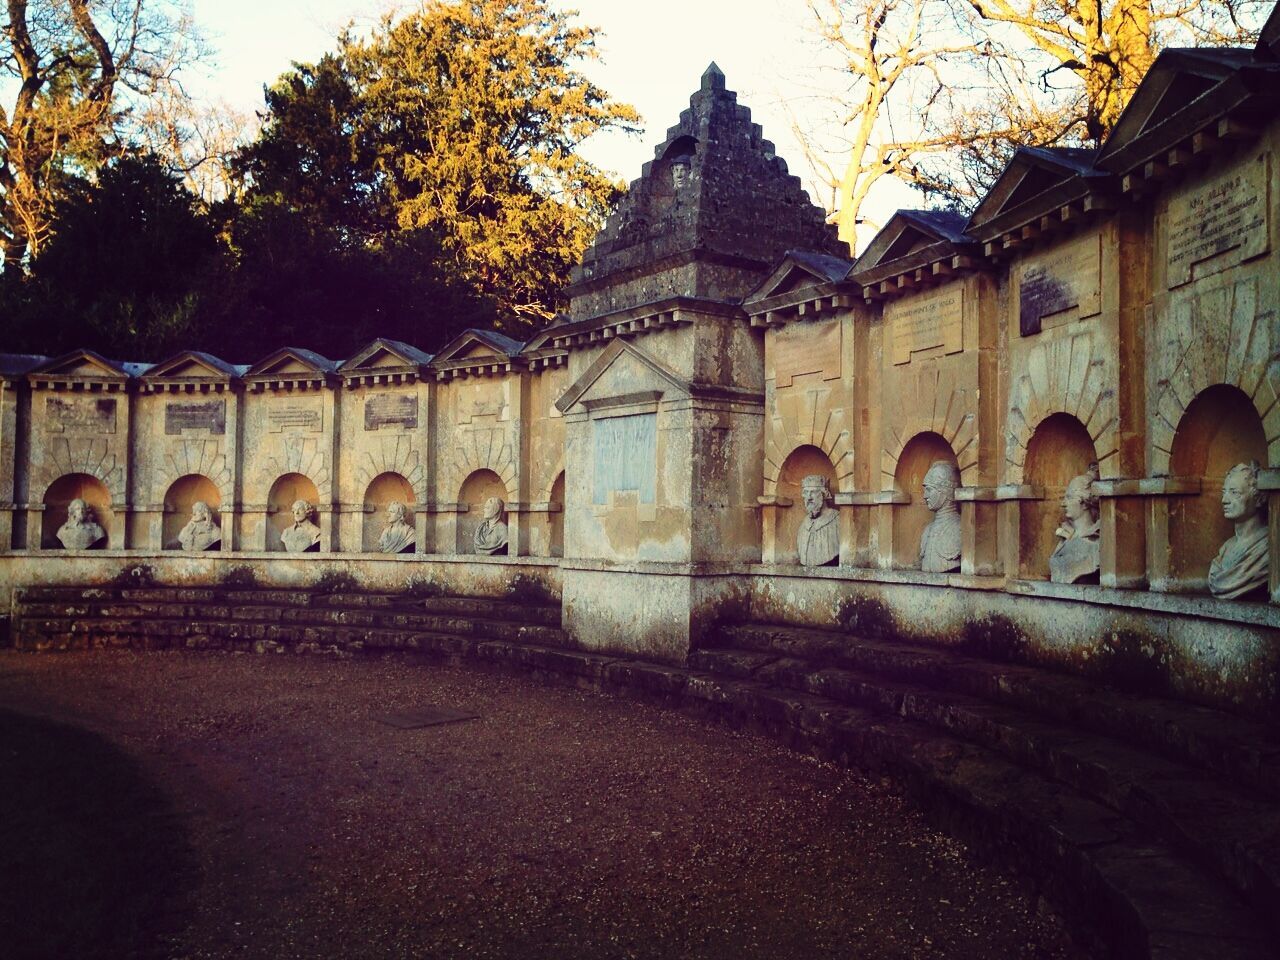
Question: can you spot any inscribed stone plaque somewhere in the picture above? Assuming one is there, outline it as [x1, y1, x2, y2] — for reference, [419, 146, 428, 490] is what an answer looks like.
[773, 321, 841, 387]
[1167, 152, 1270, 288]
[887, 285, 964, 365]
[592, 413, 657, 505]
[456, 381, 508, 425]
[165, 399, 226, 435]
[267, 399, 323, 433]
[1018, 232, 1102, 336]
[364, 393, 418, 431]
[45, 396, 116, 434]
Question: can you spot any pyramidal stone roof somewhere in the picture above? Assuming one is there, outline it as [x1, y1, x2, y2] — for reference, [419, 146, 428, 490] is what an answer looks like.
[566, 63, 843, 322]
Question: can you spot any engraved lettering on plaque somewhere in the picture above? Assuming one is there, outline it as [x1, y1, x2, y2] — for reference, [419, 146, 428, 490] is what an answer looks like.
[165, 399, 226, 435]
[364, 393, 418, 431]
[46, 396, 117, 434]
[267, 400, 323, 433]
[1019, 232, 1101, 336]
[773, 321, 841, 387]
[887, 286, 964, 365]
[592, 413, 657, 505]
[1167, 152, 1270, 288]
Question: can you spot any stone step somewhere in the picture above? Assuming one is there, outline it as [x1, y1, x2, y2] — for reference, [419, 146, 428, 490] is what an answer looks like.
[691, 646, 1280, 923]
[718, 623, 1280, 800]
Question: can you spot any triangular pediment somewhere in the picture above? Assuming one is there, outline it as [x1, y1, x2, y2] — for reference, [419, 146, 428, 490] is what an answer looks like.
[339, 338, 432, 372]
[432, 328, 525, 366]
[246, 347, 334, 379]
[746, 250, 852, 304]
[144, 350, 236, 381]
[852, 210, 970, 277]
[31, 349, 129, 380]
[968, 148, 1097, 229]
[555, 339, 690, 414]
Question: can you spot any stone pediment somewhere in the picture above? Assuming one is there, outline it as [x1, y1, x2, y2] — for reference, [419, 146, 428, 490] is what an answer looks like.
[746, 250, 852, 306]
[339, 338, 433, 373]
[851, 210, 972, 282]
[144, 350, 239, 381]
[28, 349, 133, 388]
[245, 347, 336, 379]
[432, 329, 525, 365]
[968, 147, 1100, 232]
[555, 339, 690, 415]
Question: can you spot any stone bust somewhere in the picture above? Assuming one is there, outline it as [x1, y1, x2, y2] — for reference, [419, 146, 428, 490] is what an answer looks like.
[377, 500, 415, 554]
[1208, 460, 1269, 600]
[57, 497, 106, 550]
[796, 474, 839, 567]
[473, 496, 509, 555]
[1049, 465, 1100, 584]
[917, 460, 961, 574]
[280, 499, 321, 553]
[178, 500, 221, 551]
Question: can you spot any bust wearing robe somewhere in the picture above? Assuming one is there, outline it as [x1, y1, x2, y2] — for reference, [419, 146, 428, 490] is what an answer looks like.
[178, 500, 221, 551]
[796, 474, 839, 567]
[377, 501, 415, 554]
[474, 496, 509, 555]
[57, 498, 106, 550]
[1208, 461, 1269, 600]
[1049, 466, 1100, 584]
[917, 461, 961, 574]
[280, 499, 321, 553]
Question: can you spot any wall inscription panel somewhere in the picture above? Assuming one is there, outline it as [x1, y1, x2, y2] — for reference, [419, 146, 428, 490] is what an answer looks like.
[1018, 232, 1102, 336]
[165, 399, 226, 435]
[1167, 151, 1270, 288]
[773, 320, 841, 387]
[887, 286, 963, 365]
[46, 397, 117, 434]
[592, 413, 657, 505]
[364, 394, 418, 431]
[267, 399, 323, 433]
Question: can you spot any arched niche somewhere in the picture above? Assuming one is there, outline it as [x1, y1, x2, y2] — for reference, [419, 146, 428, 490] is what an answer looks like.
[363, 472, 415, 552]
[163, 474, 221, 550]
[548, 471, 565, 559]
[267, 473, 321, 552]
[892, 432, 958, 568]
[776, 445, 837, 565]
[42, 473, 111, 549]
[1169, 385, 1267, 587]
[1020, 414, 1097, 580]
[459, 468, 508, 555]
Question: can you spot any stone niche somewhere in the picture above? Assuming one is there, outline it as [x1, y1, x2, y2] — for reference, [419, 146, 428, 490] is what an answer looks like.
[267, 473, 321, 552]
[458, 468, 508, 555]
[41, 473, 112, 549]
[362, 471, 415, 553]
[1019, 414, 1097, 580]
[891, 432, 959, 569]
[163, 474, 222, 550]
[773, 444, 837, 565]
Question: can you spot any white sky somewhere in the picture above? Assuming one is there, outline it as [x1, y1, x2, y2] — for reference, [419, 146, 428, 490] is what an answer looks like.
[187, 0, 920, 244]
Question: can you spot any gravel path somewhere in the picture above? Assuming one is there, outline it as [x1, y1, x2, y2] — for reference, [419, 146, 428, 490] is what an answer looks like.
[0, 650, 1087, 960]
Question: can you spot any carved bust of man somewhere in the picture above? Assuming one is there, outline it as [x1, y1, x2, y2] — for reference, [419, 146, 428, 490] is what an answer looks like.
[473, 496, 509, 555]
[57, 498, 106, 550]
[917, 460, 961, 573]
[178, 500, 221, 552]
[280, 499, 321, 553]
[796, 474, 839, 567]
[377, 501, 415, 554]
[1049, 465, 1100, 584]
[1208, 460, 1269, 600]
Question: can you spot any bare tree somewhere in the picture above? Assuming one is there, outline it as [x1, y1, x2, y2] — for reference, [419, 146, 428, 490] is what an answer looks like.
[0, 0, 206, 268]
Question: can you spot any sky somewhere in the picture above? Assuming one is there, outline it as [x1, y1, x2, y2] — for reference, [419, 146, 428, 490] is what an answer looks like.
[186, 0, 920, 243]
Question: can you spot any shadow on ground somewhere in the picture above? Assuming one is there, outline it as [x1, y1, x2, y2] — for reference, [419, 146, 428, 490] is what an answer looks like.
[0, 708, 195, 960]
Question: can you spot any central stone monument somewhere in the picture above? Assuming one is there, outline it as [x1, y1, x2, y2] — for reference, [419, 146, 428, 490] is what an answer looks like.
[550, 64, 841, 660]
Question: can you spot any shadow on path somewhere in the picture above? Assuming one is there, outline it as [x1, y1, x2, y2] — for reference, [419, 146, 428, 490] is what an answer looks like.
[0, 708, 195, 960]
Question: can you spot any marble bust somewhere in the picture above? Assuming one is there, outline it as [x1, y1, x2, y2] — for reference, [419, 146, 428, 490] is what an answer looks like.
[1049, 465, 1100, 584]
[473, 496, 509, 555]
[796, 474, 839, 567]
[280, 499, 321, 553]
[377, 501, 415, 554]
[917, 460, 961, 573]
[57, 498, 106, 550]
[178, 500, 221, 551]
[1208, 460, 1269, 600]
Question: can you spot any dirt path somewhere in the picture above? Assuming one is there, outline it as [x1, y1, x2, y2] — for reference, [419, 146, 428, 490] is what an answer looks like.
[0, 650, 1087, 960]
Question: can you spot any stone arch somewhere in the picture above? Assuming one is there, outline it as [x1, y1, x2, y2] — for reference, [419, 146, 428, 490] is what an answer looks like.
[458, 468, 509, 555]
[42, 473, 111, 549]
[775, 444, 837, 565]
[765, 414, 853, 497]
[163, 474, 222, 550]
[882, 366, 977, 489]
[260, 437, 331, 502]
[1167, 384, 1267, 587]
[157, 439, 231, 506]
[448, 429, 517, 509]
[1151, 278, 1279, 475]
[1006, 332, 1118, 483]
[267, 473, 321, 552]
[355, 436, 425, 503]
[33, 438, 124, 504]
[1019, 414, 1098, 580]
[362, 471, 415, 552]
[892, 432, 958, 568]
